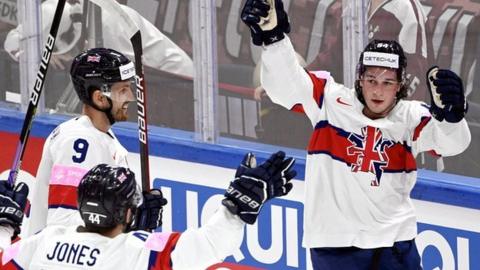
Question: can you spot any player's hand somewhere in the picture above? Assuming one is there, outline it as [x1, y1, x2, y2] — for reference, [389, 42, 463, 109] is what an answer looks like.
[241, 0, 290, 46]
[222, 151, 296, 224]
[131, 189, 168, 231]
[0, 181, 29, 238]
[427, 66, 467, 123]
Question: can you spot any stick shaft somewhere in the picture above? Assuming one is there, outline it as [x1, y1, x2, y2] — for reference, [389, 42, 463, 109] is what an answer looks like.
[8, 0, 67, 185]
[131, 32, 151, 191]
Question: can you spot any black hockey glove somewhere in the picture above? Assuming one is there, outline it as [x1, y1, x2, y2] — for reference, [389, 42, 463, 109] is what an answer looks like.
[241, 0, 291, 46]
[222, 151, 296, 224]
[0, 181, 29, 238]
[427, 66, 468, 123]
[131, 189, 167, 231]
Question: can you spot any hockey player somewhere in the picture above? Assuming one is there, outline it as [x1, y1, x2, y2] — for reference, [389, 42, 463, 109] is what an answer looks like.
[26, 48, 142, 237]
[0, 151, 296, 269]
[241, 0, 471, 269]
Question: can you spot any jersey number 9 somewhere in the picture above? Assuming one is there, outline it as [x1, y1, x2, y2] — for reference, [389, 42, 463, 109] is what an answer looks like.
[73, 138, 89, 163]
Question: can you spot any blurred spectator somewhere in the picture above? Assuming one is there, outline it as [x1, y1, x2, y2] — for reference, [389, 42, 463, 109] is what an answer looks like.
[101, 2, 193, 77]
[4, 0, 193, 76]
[3, 0, 194, 129]
[4, 0, 82, 67]
[0, 2, 19, 104]
[421, 0, 480, 118]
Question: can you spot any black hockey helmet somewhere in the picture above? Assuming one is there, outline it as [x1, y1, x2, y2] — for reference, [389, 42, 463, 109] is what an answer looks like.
[78, 164, 141, 229]
[70, 48, 135, 105]
[355, 40, 408, 104]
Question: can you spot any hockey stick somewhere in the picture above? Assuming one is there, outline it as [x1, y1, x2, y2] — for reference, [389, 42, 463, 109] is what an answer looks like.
[8, 0, 67, 186]
[130, 32, 151, 192]
[89, 0, 151, 191]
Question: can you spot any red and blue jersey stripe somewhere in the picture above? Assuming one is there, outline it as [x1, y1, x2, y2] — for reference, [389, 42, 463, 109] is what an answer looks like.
[308, 120, 417, 175]
[147, 232, 181, 270]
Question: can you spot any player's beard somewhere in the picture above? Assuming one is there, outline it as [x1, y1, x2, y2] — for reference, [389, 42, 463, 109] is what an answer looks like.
[113, 102, 130, 122]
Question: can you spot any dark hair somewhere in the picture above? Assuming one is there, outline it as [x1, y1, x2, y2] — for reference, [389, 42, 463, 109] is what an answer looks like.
[355, 40, 408, 104]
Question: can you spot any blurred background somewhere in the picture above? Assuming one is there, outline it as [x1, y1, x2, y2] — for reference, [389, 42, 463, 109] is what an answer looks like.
[0, 0, 478, 178]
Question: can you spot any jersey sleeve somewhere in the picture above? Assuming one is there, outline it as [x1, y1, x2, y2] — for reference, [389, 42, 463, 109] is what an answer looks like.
[169, 206, 245, 270]
[0, 226, 13, 251]
[138, 231, 181, 270]
[409, 102, 471, 156]
[261, 36, 328, 126]
[0, 228, 43, 269]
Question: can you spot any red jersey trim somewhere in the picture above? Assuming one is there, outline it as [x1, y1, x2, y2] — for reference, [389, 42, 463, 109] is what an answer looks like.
[413, 116, 432, 141]
[289, 71, 327, 114]
[291, 104, 305, 113]
[307, 71, 327, 109]
[48, 184, 78, 209]
[0, 258, 23, 270]
[147, 232, 181, 270]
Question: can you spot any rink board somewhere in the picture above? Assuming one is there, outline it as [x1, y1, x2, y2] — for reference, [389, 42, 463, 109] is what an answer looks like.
[0, 108, 479, 269]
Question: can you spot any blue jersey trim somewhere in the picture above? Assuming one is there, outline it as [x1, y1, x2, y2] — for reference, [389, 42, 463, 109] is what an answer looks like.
[47, 204, 78, 210]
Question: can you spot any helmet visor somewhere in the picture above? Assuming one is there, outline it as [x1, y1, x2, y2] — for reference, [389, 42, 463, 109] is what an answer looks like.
[106, 78, 136, 103]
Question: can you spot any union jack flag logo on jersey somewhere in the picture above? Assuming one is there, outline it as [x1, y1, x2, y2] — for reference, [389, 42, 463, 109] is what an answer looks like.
[347, 126, 394, 186]
[87, 55, 101, 62]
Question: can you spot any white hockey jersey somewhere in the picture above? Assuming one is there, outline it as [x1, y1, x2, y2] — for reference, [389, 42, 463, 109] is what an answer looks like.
[261, 37, 471, 248]
[26, 116, 129, 236]
[1, 207, 244, 270]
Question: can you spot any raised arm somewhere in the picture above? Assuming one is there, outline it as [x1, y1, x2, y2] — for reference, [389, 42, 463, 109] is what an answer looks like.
[241, 0, 323, 122]
[413, 67, 470, 155]
[171, 151, 296, 269]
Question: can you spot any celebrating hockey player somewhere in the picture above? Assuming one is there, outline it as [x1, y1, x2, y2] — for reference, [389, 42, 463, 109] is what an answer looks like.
[241, 0, 471, 269]
[0, 151, 295, 269]
[26, 48, 142, 236]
